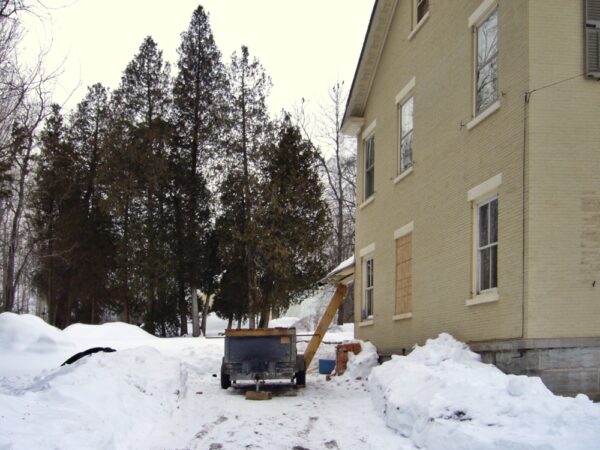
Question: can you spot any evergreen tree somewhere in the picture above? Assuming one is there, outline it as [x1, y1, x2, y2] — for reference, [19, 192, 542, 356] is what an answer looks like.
[108, 36, 175, 334]
[66, 84, 114, 323]
[223, 45, 272, 328]
[256, 115, 330, 326]
[32, 105, 83, 327]
[172, 6, 225, 336]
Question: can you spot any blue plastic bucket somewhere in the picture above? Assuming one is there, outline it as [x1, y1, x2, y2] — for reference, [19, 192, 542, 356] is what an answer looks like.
[318, 359, 336, 374]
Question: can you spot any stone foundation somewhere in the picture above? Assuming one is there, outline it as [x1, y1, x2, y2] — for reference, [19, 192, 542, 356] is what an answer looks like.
[470, 337, 600, 401]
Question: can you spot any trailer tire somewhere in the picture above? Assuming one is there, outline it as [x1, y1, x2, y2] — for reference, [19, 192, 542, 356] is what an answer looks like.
[220, 363, 231, 389]
[295, 370, 306, 386]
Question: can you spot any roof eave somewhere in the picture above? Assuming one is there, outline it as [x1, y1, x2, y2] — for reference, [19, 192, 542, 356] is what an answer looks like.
[341, 0, 398, 135]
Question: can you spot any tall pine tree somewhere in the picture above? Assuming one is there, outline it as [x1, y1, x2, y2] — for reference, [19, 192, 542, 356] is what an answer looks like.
[172, 6, 226, 336]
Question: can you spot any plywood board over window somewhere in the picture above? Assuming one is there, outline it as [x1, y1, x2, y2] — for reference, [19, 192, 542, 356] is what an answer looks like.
[395, 233, 412, 315]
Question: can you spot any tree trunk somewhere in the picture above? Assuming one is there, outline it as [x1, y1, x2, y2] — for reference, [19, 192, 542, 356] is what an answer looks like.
[3, 137, 32, 312]
[201, 288, 211, 336]
[191, 286, 200, 337]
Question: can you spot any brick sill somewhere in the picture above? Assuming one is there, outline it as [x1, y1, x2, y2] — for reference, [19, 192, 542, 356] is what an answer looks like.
[359, 196, 375, 210]
[393, 166, 414, 185]
[408, 11, 430, 41]
[466, 100, 500, 131]
[393, 312, 413, 321]
[466, 290, 499, 306]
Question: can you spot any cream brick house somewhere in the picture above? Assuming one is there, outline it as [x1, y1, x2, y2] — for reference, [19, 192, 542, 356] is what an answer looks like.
[342, 0, 600, 398]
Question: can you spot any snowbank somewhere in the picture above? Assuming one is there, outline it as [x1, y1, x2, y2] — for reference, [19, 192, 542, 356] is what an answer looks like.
[0, 346, 199, 450]
[63, 321, 156, 342]
[0, 312, 74, 353]
[346, 340, 378, 379]
[369, 333, 600, 450]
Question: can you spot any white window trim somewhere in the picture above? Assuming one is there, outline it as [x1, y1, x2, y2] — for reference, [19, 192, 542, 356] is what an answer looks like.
[363, 133, 375, 201]
[394, 221, 414, 240]
[470, 4, 500, 120]
[467, 174, 501, 305]
[408, 11, 430, 41]
[358, 195, 375, 210]
[362, 254, 375, 321]
[361, 119, 377, 141]
[395, 78, 416, 178]
[393, 166, 414, 184]
[393, 312, 413, 321]
[395, 77, 416, 105]
[466, 99, 500, 130]
[359, 242, 375, 258]
[467, 173, 502, 202]
[468, 0, 497, 28]
[358, 319, 374, 327]
[466, 290, 499, 307]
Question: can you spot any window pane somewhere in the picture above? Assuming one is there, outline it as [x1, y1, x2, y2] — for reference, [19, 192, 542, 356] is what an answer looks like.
[476, 59, 499, 113]
[401, 97, 413, 138]
[479, 247, 490, 291]
[365, 167, 374, 197]
[490, 245, 498, 289]
[400, 131, 413, 171]
[479, 203, 489, 247]
[490, 198, 498, 243]
[365, 137, 375, 198]
[476, 9, 498, 114]
[477, 10, 498, 68]
[417, 0, 429, 22]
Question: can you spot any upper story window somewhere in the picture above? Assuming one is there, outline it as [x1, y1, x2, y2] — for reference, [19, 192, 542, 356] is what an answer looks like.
[413, 0, 429, 27]
[477, 196, 498, 293]
[585, 0, 600, 78]
[364, 135, 375, 200]
[399, 96, 414, 174]
[475, 8, 499, 115]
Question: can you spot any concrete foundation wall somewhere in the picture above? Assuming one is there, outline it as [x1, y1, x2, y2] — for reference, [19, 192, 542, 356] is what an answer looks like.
[472, 338, 600, 401]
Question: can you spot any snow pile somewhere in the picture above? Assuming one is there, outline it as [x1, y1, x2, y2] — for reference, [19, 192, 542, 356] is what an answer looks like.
[283, 285, 336, 331]
[0, 312, 74, 353]
[346, 340, 378, 379]
[0, 346, 197, 450]
[63, 321, 157, 342]
[369, 333, 600, 450]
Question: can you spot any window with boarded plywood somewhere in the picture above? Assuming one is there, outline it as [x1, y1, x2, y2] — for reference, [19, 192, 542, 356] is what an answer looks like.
[395, 233, 412, 315]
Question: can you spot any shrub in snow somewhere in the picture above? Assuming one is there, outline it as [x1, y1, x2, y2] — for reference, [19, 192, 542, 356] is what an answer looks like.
[345, 341, 379, 379]
[369, 333, 600, 450]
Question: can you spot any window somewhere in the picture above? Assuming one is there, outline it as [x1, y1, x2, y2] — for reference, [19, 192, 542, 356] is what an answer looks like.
[362, 257, 374, 320]
[395, 232, 412, 315]
[585, 0, 600, 78]
[477, 197, 498, 293]
[364, 135, 375, 199]
[413, 0, 429, 27]
[399, 97, 414, 173]
[475, 8, 498, 115]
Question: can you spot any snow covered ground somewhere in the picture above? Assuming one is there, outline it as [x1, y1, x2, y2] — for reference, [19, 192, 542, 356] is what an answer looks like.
[1, 310, 600, 449]
[0, 312, 407, 450]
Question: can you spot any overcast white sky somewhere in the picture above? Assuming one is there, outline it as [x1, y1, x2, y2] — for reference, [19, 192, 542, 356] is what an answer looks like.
[20, 0, 374, 117]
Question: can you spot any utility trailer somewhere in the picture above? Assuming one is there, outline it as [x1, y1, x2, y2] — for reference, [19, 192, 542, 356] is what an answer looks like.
[220, 327, 306, 391]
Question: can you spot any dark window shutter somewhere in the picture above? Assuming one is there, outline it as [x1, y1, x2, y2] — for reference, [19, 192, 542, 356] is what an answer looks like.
[585, 0, 600, 78]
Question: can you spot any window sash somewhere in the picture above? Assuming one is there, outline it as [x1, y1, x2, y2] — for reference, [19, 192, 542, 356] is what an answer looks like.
[475, 8, 499, 115]
[399, 97, 414, 173]
[364, 136, 375, 198]
[363, 258, 374, 319]
[477, 197, 498, 293]
[416, 0, 429, 24]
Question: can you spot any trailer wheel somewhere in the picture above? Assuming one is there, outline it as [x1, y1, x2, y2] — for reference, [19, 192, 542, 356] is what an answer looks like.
[295, 370, 306, 386]
[220, 363, 231, 389]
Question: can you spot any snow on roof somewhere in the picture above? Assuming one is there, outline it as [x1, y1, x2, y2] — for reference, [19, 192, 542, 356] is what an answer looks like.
[320, 255, 355, 286]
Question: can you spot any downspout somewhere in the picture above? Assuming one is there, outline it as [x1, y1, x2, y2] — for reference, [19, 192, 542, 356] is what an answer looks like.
[521, 90, 530, 340]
